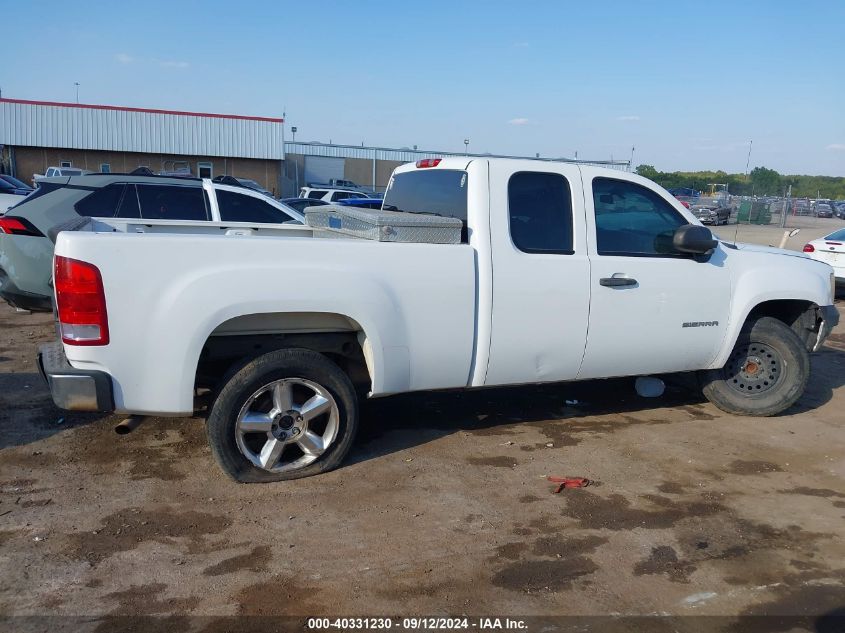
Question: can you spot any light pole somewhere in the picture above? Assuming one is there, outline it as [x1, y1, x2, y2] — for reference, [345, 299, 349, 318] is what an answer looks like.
[74, 82, 80, 103]
[291, 126, 297, 143]
[630, 146, 635, 172]
[464, 138, 469, 156]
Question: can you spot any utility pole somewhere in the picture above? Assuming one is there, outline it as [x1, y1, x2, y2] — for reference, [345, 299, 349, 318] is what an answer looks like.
[781, 184, 791, 228]
[464, 138, 469, 156]
[74, 82, 80, 103]
[745, 140, 752, 178]
[629, 146, 635, 172]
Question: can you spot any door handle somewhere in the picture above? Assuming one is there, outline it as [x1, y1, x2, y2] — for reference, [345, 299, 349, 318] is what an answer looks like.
[599, 276, 638, 287]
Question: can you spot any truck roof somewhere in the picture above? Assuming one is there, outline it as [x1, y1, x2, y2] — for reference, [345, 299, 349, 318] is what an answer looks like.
[392, 156, 634, 177]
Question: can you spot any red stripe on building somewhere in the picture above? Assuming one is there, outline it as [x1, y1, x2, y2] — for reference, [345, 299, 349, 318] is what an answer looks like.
[0, 98, 283, 123]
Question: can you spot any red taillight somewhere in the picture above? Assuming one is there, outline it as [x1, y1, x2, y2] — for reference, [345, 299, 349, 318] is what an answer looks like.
[0, 216, 42, 236]
[803, 243, 815, 253]
[681, 201, 690, 209]
[54, 256, 109, 346]
[416, 158, 442, 168]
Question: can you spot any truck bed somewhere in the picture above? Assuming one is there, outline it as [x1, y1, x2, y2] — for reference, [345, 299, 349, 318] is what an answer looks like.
[56, 226, 478, 414]
[84, 217, 314, 239]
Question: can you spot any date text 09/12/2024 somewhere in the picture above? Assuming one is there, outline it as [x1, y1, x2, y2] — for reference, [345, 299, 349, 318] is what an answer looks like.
[307, 617, 528, 630]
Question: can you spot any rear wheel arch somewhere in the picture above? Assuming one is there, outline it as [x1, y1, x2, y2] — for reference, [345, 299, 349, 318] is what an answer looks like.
[192, 311, 376, 404]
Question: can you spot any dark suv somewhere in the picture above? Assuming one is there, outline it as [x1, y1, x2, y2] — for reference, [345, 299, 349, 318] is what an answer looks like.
[0, 174, 302, 311]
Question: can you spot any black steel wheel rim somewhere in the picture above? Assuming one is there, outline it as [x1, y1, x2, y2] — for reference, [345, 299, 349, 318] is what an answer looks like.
[725, 342, 782, 395]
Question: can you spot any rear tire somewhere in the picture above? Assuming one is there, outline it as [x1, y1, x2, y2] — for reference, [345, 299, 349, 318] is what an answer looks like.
[699, 317, 809, 416]
[207, 348, 358, 483]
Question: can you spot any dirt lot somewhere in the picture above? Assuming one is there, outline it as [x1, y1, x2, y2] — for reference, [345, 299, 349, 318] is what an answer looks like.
[1, 279, 844, 628]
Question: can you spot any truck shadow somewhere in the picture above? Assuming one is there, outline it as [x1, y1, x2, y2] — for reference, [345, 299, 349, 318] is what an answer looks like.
[788, 343, 845, 414]
[348, 344, 845, 466]
[348, 375, 701, 466]
[0, 371, 112, 451]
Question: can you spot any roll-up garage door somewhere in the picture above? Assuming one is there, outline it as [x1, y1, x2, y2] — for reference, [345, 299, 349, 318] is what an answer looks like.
[304, 156, 344, 186]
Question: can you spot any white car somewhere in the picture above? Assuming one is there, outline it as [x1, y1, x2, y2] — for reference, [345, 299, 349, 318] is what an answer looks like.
[804, 228, 845, 284]
[299, 187, 375, 203]
[38, 157, 838, 482]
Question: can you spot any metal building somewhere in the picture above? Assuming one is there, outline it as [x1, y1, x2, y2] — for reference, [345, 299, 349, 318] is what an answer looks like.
[0, 96, 631, 198]
[0, 98, 285, 194]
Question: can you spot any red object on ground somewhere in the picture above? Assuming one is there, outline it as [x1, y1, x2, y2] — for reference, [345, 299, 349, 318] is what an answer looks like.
[548, 476, 591, 493]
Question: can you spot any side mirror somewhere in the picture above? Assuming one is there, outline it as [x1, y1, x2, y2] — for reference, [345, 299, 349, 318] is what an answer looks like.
[673, 224, 717, 256]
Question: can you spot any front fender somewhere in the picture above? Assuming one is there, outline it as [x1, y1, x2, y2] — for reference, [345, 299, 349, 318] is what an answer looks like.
[709, 255, 832, 368]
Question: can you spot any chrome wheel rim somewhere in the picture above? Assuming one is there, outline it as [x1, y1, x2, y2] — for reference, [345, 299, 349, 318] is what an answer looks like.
[235, 378, 339, 473]
[725, 342, 782, 395]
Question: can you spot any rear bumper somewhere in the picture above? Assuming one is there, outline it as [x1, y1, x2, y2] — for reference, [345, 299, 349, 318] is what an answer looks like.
[37, 341, 114, 411]
[0, 284, 52, 312]
[814, 304, 840, 352]
[0, 268, 52, 312]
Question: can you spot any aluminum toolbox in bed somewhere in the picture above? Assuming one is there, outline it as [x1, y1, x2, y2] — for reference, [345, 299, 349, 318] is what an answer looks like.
[305, 205, 463, 244]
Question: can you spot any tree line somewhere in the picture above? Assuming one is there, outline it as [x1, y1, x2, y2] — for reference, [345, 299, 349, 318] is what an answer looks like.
[634, 165, 845, 200]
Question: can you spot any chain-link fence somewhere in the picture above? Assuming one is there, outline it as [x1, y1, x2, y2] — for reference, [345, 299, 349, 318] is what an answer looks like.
[731, 197, 844, 229]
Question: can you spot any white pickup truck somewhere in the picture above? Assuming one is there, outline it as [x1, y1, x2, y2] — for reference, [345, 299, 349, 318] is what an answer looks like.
[38, 158, 838, 482]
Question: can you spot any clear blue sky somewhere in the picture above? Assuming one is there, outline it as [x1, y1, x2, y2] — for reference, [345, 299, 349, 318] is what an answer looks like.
[2, 0, 843, 175]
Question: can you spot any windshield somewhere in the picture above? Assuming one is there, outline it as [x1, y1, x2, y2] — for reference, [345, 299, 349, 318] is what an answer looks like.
[382, 169, 468, 221]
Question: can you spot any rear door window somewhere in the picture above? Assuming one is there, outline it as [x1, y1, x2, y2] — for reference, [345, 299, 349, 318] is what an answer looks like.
[382, 169, 468, 221]
[136, 185, 209, 221]
[217, 190, 288, 223]
[307, 190, 328, 199]
[74, 184, 125, 217]
[508, 172, 574, 254]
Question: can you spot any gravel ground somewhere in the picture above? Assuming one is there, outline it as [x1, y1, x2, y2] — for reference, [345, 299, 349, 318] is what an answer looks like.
[0, 253, 844, 629]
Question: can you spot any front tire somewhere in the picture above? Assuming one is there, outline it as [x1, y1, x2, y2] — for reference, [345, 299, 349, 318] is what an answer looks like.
[699, 317, 809, 416]
[207, 349, 358, 483]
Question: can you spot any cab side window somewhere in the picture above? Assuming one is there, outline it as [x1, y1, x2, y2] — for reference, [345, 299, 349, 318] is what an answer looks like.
[508, 172, 574, 254]
[592, 177, 686, 256]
